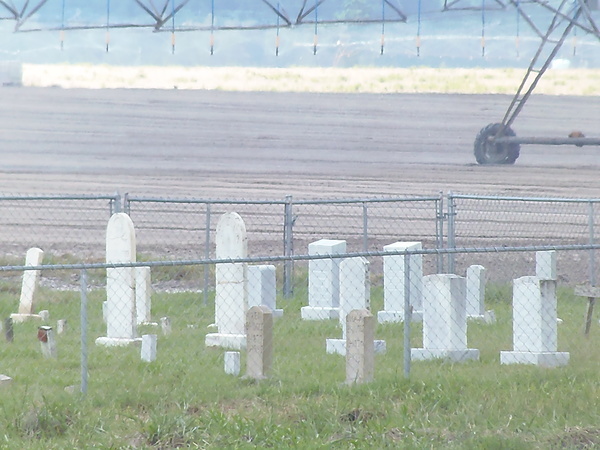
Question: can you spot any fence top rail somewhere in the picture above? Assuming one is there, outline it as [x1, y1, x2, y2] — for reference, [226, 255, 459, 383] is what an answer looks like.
[125, 197, 288, 206]
[124, 195, 441, 206]
[449, 194, 600, 204]
[0, 194, 119, 201]
[291, 196, 441, 205]
[2, 243, 598, 272]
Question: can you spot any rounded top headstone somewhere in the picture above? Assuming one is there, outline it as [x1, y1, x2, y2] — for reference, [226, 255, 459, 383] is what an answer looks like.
[216, 212, 248, 259]
[106, 213, 136, 263]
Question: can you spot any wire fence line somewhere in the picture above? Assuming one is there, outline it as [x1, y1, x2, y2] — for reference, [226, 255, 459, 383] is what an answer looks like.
[0, 192, 598, 287]
[0, 244, 598, 395]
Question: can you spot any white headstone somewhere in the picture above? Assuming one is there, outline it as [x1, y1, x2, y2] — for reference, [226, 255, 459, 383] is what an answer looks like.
[96, 213, 139, 347]
[135, 266, 152, 324]
[326, 258, 385, 355]
[536, 250, 557, 281]
[205, 212, 248, 350]
[248, 265, 283, 317]
[412, 274, 479, 362]
[224, 351, 241, 376]
[501, 276, 569, 367]
[378, 242, 423, 323]
[466, 265, 486, 318]
[301, 239, 346, 320]
[141, 334, 157, 362]
[11, 247, 44, 323]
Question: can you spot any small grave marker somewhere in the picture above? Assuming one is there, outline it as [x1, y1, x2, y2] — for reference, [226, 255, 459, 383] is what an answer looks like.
[346, 309, 375, 385]
[224, 351, 241, 376]
[141, 334, 157, 362]
[245, 305, 273, 380]
[38, 326, 57, 359]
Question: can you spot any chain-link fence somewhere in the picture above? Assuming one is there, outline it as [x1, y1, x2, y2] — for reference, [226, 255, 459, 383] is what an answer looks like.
[447, 194, 600, 285]
[0, 194, 121, 261]
[0, 243, 598, 395]
[3, 191, 598, 290]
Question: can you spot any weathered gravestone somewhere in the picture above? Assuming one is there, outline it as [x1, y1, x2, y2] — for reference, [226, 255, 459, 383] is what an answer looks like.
[326, 257, 385, 355]
[245, 305, 273, 380]
[412, 274, 479, 362]
[205, 212, 248, 350]
[301, 239, 346, 320]
[377, 242, 423, 323]
[96, 213, 140, 347]
[11, 247, 44, 323]
[346, 309, 375, 385]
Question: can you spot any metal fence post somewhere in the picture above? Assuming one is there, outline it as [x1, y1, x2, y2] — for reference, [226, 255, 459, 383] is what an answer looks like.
[112, 191, 121, 214]
[283, 195, 294, 298]
[436, 191, 445, 273]
[204, 203, 211, 306]
[80, 269, 88, 395]
[362, 202, 368, 252]
[589, 201, 596, 286]
[447, 192, 456, 274]
[403, 252, 412, 378]
[123, 192, 130, 215]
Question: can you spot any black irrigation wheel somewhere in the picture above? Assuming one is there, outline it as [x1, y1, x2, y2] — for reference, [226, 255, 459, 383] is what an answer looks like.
[474, 123, 521, 165]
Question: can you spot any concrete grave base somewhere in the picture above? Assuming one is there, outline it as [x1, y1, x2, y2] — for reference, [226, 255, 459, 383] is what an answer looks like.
[377, 310, 423, 323]
[301, 306, 339, 320]
[411, 348, 480, 363]
[468, 310, 496, 324]
[95, 337, 142, 347]
[500, 351, 570, 368]
[326, 338, 386, 355]
[10, 313, 43, 323]
[205, 333, 246, 350]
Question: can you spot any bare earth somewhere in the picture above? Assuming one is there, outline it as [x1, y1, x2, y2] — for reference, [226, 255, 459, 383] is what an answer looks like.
[3, 64, 600, 200]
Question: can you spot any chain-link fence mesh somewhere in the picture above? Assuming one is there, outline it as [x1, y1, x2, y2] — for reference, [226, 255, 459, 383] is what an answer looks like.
[124, 195, 443, 262]
[0, 194, 120, 262]
[448, 194, 600, 284]
[1, 244, 598, 395]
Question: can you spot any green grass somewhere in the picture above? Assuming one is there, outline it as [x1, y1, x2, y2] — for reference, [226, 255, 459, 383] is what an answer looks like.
[0, 274, 598, 449]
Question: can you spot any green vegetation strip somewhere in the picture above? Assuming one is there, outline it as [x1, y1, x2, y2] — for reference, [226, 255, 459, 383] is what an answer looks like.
[0, 270, 598, 448]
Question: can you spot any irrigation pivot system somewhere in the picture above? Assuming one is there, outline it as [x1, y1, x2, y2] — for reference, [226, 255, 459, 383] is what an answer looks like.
[1, 0, 599, 165]
[473, 0, 600, 164]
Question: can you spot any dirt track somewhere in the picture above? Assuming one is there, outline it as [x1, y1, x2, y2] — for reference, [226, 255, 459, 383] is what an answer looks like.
[1, 87, 599, 199]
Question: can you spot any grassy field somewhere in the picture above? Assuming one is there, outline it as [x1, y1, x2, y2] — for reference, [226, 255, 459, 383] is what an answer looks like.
[22, 64, 600, 95]
[0, 267, 598, 449]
